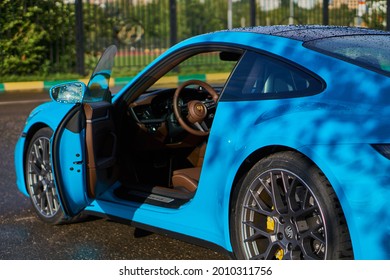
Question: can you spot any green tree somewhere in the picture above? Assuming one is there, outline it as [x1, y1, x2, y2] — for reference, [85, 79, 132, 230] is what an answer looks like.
[142, 0, 170, 48]
[0, 0, 74, 77]
[329, 4, 355, 26]
[178, 0, 227, 40]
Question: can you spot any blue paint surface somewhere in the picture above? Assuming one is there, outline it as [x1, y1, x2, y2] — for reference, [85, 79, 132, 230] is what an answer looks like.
[15, 29, 390, 259]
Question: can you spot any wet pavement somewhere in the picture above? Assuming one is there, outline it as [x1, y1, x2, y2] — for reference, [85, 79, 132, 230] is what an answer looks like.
[0, 90, 228, 260]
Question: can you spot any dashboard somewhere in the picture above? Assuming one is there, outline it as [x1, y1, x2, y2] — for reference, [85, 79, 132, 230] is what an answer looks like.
[128, 87, 218, 142]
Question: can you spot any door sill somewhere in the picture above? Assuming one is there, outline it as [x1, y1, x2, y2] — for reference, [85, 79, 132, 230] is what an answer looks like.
[113, 184, 195, 209]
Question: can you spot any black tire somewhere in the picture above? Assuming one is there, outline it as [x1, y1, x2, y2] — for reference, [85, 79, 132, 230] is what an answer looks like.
[25, 127, 67, 225]
[230, 151, 353, 260]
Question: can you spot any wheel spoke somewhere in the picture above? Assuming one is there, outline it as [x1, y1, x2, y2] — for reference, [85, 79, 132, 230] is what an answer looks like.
[251, 245, 279, 260]
[41, 138, 50, 165]
[244, 205, 271, 216]
[302, 188, 316, 210]
[29, 161, 42, 176]
[32, 181, 43, 194]
[294, 205, 318, 220]
[270, 172, 288, 214]
[246, 189, 272, 215]
[259, 178, 272, 196]
[280, 171, 291, 193]
[286, 177, 301, 212]
[40, 191, 47, 213]
[310, 230, 326, 243]
[33, 142, 44, 166]
[49, 182, 59, 212]
[242, 221, 271, 242]
[46, 189, 55, 215]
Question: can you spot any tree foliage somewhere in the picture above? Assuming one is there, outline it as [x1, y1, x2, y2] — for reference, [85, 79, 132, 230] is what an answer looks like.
[0, 0, 76, 77]
[0, 0, 387, 79]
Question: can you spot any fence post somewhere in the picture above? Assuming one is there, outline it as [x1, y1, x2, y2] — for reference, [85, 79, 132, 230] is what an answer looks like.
[249, 0, 256, 26]
[75, 0, 85, 76]
[387, 0, 390, 31]
[323, 0, 329, 25]
[169, 0, 177, 46]
[228, 0, 232, 29]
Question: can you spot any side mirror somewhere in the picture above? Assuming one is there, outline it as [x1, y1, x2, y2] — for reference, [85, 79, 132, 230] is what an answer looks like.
[50, 82, 86, 104]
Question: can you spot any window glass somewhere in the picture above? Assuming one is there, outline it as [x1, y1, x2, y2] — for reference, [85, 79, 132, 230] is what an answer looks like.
[304, 35, 390, 75]
[221, 51, 324, 101]
[150, 51, 239, 91]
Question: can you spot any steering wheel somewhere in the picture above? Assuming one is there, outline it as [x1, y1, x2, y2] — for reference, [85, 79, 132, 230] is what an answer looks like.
[173, 80, 219, 136]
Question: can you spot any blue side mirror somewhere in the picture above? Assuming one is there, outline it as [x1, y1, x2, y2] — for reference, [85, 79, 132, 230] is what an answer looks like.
[50, 82, 87, 104]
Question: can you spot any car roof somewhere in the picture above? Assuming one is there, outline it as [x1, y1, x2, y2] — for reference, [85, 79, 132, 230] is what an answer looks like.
[226, 25, 390, 42]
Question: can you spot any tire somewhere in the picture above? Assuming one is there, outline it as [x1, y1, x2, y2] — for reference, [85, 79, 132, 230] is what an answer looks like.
[25, 127, 67, 224]
[230, 151, 353, 260]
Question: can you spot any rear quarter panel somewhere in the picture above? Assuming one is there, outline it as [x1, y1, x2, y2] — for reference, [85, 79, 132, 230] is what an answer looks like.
[203, 45, 390, 259]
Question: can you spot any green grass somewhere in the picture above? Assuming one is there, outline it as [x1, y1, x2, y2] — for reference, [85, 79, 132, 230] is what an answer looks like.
[0, 52, 235, 83]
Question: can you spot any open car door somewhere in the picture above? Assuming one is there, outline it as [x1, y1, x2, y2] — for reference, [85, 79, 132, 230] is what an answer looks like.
[51, 46, 118, 217]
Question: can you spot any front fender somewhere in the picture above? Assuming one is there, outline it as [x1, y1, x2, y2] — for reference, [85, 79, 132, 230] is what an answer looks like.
[14, 101, 75, 196]
[22, 101, 75, 133]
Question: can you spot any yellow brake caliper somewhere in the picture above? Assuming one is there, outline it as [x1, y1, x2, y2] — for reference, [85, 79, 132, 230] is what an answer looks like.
[267, 216, 284, 260]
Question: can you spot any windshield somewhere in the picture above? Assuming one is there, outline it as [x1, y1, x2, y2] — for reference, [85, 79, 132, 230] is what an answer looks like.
[304, 35, 390, 76]
[84, 45, 117, 102]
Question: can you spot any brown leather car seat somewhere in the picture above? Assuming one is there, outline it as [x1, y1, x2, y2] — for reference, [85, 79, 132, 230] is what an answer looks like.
[171, 143, 206, 192]
[172, 167, 201, 192]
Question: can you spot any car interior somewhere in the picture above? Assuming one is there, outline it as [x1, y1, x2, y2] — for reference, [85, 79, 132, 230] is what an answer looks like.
[89, 49, 243, 208]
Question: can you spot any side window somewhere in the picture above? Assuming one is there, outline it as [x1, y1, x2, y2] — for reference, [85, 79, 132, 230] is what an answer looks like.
[149, 51, 240, 91]
[221, 51, 325, 101]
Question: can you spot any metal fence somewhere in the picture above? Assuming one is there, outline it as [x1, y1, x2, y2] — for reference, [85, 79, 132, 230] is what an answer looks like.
[2, 0, 390, 76]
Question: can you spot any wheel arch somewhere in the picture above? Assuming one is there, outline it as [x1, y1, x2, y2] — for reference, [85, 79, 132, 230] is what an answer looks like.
[228, 144, 345, 207]
[228, 145, 297, 234]
[229, 145, 296, 200]
[25, 122, 52, 143]
[21, 123, 53, 193]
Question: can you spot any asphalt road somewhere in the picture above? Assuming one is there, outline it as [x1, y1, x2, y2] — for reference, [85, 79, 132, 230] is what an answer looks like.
[0, 90, 227, 260]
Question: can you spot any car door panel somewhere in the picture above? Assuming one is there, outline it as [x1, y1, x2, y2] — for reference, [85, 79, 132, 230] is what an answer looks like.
[52, 102, 117, 217]
[84, 101, 117, 198]
[52, 104, 89, 216]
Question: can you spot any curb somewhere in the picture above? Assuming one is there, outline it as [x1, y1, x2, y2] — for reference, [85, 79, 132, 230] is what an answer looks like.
[0, 73, 229, 93]
[0, 77, 134, 93]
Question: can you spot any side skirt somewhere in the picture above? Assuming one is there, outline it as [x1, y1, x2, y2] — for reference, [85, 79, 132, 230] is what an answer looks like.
[82, 210, 233, 258]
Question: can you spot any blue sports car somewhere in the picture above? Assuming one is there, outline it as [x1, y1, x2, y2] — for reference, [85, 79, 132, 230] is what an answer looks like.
[15, 25, 390, 260]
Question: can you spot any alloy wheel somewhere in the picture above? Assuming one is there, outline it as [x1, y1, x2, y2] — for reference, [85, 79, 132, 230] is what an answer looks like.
[26, 135, 61, 218]
[240, 169, 327, 260]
